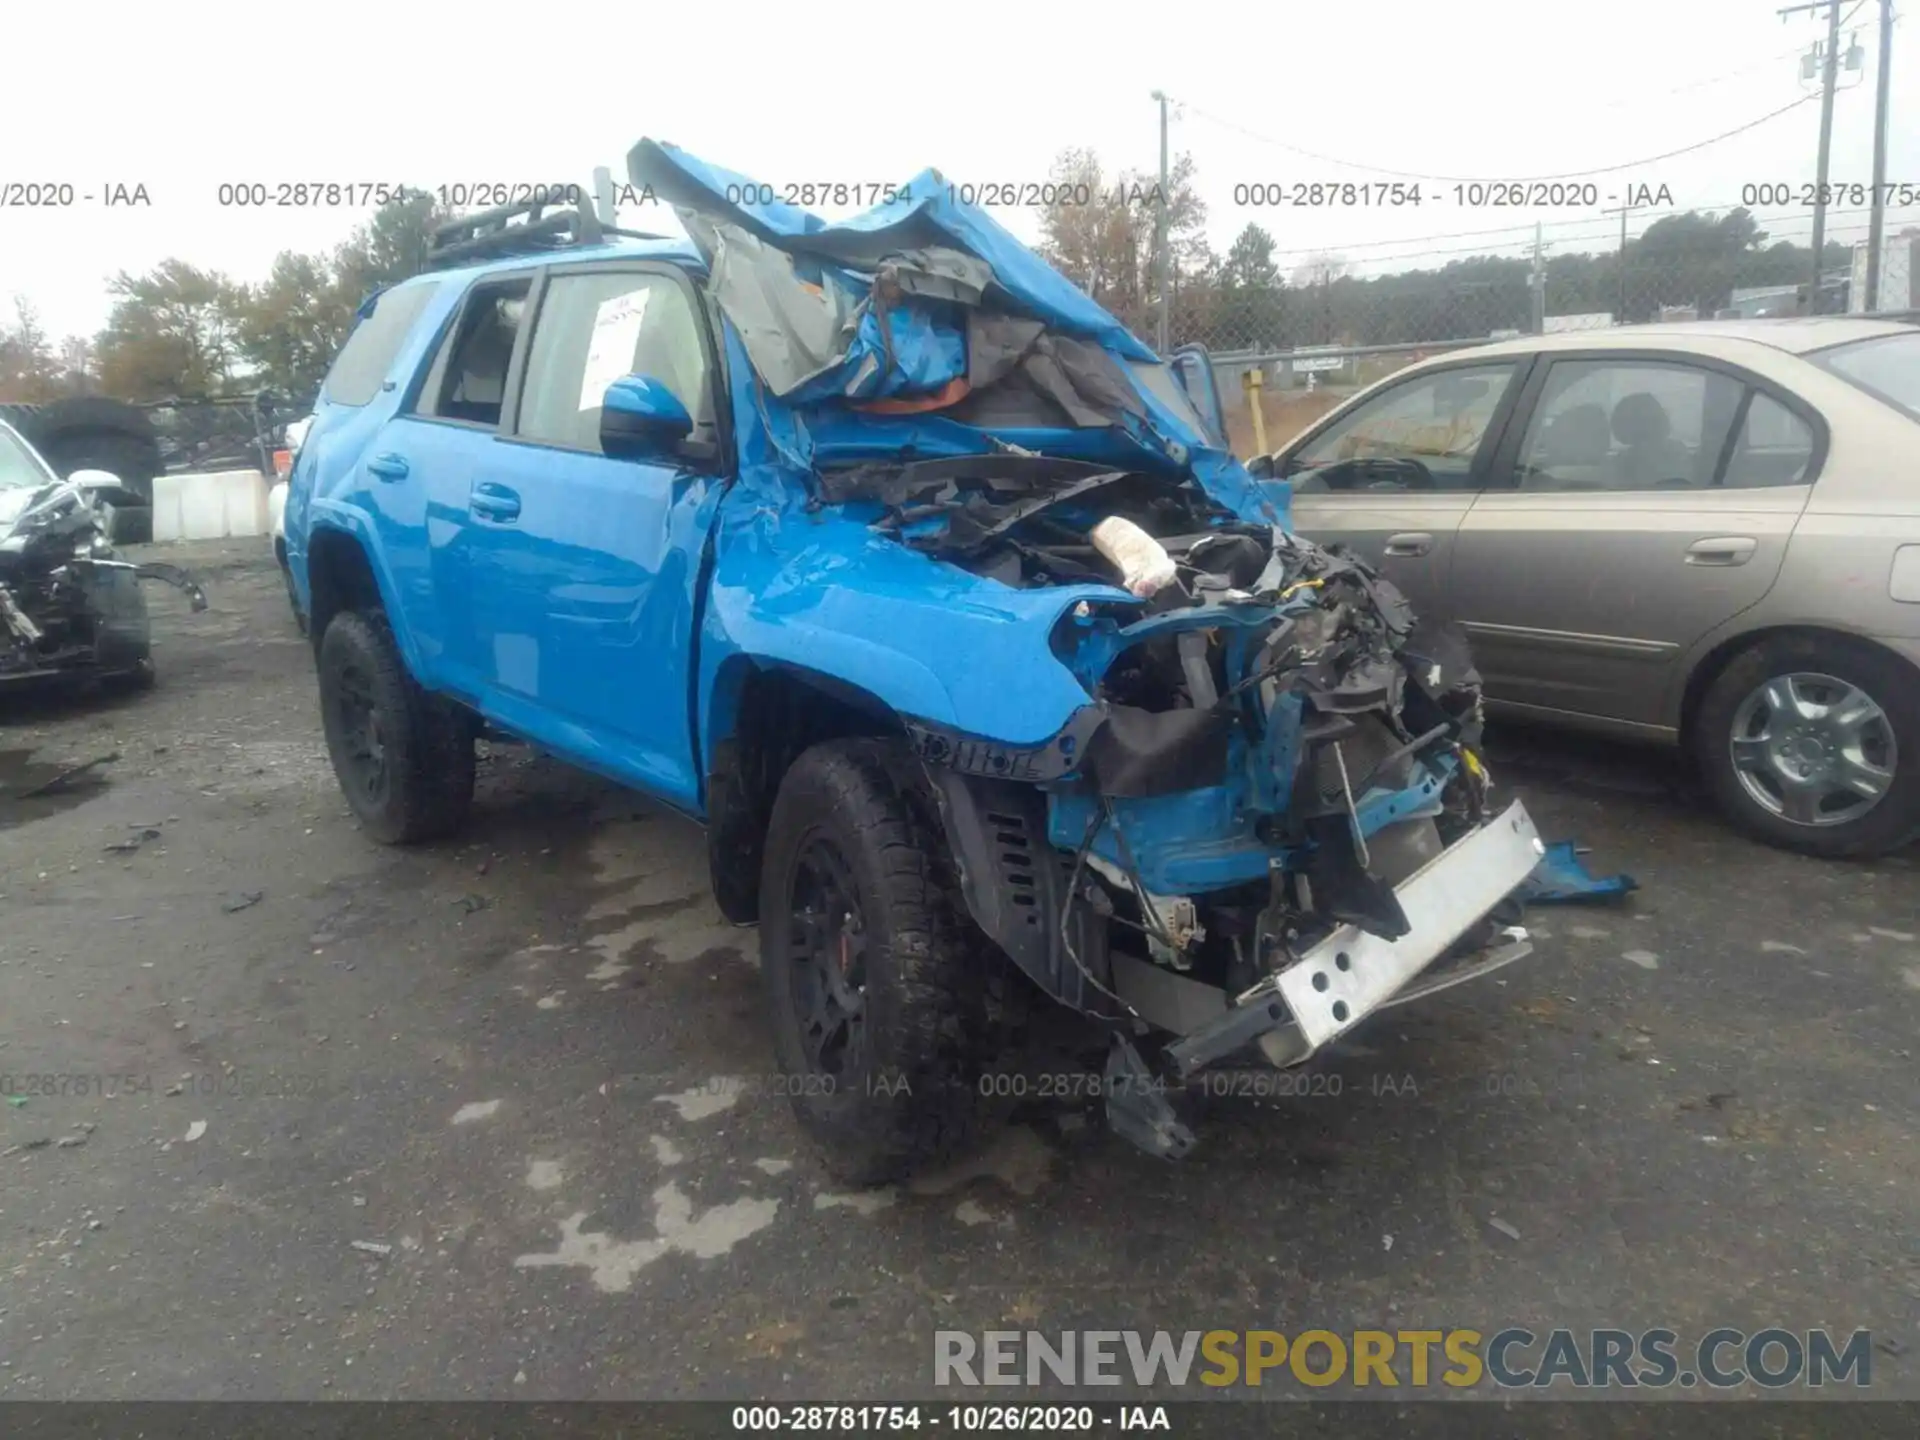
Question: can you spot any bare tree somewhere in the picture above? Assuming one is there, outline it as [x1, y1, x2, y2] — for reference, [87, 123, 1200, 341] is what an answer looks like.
[0, 297, 62, 403]
[1037, 149, 1214, 344]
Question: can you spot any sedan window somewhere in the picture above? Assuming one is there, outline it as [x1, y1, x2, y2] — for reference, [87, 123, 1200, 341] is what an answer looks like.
[1720, 393, 1816, 488]
[1812, 331, 1920, 423]
[1510, 360, 1744, 492]
[1283, 362, 1516, 493]
[0, 424, 57, 491]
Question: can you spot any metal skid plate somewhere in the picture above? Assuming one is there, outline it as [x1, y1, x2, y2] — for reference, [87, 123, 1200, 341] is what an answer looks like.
[1273, 800, 1544, 1051]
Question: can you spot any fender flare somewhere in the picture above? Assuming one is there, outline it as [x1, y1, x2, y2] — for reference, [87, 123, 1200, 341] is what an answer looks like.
[301, 505, 431, 678]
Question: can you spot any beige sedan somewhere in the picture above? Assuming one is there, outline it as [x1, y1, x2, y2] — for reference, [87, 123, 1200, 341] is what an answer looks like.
[1267, 317, 1920, 857]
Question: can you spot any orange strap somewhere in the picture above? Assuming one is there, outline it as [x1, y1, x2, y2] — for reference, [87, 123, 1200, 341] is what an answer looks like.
[850, 377, 971, 415]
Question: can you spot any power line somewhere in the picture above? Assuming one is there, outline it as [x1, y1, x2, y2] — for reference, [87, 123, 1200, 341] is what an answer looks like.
[1179, 93, 1821, 184]
[1328, 210, 1920, 274]
[1245, 200, 1917, 260]
[1581, 16, 1881, 112]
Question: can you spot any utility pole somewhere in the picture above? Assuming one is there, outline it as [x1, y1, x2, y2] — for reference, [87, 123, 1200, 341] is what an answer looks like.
[1151, 89, 1171, 355]
[1602, 204, 1636, 323]
[1781, 0, 1845, 312]
[1530, 221, 1546, 334]
[1865, 0, 1895, 310]
[592, 166, 617, 231]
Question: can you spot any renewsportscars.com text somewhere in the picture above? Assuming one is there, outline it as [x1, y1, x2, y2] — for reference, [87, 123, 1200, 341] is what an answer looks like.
[934, 1327, 1873, 1390]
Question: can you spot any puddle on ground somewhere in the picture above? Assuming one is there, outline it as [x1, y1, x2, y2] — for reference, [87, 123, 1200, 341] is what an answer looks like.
[0, 747, 116, 830]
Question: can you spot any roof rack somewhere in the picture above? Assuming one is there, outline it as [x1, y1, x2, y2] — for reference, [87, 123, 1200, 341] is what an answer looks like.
[425, 188, 667, 272]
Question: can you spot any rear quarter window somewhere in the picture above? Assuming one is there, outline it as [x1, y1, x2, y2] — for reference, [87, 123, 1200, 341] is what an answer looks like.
[1812, 331, 1920, 423]
[321, 282, 441, 407]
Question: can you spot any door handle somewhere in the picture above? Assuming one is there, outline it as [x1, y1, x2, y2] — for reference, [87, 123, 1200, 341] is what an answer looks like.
[1685, 536, 1757, 567]
[365, 453, 409, 482]
[469, 483, 521, 522]
[1383, 531, 1435, 557]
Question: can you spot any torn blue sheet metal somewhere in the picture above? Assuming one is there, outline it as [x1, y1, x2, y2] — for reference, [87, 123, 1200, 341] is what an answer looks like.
[1513, 840, 1638, 904]
[627, 139, 1154, 360]
[625, 139, 1282, 530]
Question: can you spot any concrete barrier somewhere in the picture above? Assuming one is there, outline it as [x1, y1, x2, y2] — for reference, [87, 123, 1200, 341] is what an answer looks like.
[152, 469, 272, 541]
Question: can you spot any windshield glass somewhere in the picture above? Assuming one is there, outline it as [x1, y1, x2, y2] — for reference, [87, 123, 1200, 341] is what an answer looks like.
[0, 424, 56, 490]
[1812, 332, 1920, 422]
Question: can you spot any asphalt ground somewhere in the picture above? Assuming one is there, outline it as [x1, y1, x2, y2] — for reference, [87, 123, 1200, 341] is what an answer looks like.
[0, 541, 1913, 1408]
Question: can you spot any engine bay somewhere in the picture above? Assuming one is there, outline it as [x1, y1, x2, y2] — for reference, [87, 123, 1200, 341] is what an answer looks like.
[864, 455, 1501, 1020]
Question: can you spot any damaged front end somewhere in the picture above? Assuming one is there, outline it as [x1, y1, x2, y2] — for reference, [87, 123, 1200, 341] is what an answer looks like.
[629, 139, 1544, 1161]
[865, 457, 1544, 1156]
[0, 477, 207, 688]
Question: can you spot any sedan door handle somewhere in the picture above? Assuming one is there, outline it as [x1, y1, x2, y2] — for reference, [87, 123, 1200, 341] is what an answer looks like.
[1685, 536, 1757, 567]
[1383, 531, 1435, 558]
[365, 453, 409, 482]
[469, 482, 521, 522]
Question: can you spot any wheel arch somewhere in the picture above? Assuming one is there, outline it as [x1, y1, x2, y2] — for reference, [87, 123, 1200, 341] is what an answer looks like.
[703, 657, 910, 923]
[1678, 622, 1920, 750]
[301, 519, 425, 683]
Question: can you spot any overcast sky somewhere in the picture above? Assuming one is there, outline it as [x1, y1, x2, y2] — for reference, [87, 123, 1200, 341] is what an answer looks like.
[6, 0, 1918, 343]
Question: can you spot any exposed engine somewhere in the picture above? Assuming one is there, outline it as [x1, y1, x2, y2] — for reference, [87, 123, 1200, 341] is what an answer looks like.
[846, 453, 1498, 1007]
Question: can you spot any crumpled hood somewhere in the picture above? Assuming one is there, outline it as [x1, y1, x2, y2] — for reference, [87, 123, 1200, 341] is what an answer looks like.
[627, 139, 1281, 528]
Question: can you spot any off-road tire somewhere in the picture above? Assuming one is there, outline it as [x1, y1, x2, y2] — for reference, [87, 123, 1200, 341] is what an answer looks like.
[317, 610, 474, 844]
[1694, 633, 1920, 859]
[759, 738, 1008, 1185]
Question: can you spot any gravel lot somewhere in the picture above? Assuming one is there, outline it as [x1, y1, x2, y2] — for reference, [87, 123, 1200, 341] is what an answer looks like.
[0, 540, 1915, 1403]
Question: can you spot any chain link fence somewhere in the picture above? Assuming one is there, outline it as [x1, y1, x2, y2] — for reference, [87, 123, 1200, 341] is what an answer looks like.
[1130, 194, 1920, 456]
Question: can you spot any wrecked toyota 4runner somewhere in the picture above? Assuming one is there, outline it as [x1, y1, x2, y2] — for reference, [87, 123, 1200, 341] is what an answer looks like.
[286, 140, 1548, 1183]
[0, 418, 206, 691]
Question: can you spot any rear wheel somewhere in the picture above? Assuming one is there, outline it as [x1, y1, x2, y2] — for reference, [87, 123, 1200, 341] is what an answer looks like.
[1695, 634, 1920, 858]
[317, 610, 474, 844]
[759, 738, 1007, 1185]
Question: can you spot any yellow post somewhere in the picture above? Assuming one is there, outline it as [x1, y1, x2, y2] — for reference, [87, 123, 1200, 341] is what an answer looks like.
[1241, 366, 1269, 456]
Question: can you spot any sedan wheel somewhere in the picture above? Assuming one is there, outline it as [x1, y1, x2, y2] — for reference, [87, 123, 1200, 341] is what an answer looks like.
[1696, 634, 1920, 857]
[1728, 671, 1897, 827]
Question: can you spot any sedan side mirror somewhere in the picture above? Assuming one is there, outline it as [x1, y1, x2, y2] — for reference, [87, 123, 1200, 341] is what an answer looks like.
[601, 375, 693, 460]
[1245, 453, 1276, 480]
[67, 468, 146, 507]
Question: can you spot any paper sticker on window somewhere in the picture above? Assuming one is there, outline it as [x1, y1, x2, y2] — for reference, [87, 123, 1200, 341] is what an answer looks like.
[578, 287, 651, 410]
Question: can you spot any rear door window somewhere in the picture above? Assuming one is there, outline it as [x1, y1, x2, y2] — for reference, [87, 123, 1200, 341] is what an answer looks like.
[1720, 392, 1817, 487]
[1509, 360, 1743, 492]
[320, 282, 440, 407]
[416, 280, 533, 429]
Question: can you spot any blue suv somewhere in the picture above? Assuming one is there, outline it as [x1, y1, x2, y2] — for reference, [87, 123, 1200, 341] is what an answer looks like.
[285, 140, 1547, 1181]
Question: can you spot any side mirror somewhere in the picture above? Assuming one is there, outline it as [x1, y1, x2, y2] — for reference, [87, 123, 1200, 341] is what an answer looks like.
[1245, 453, 1276, 480]
[601, 375, 692, 460]
[68, 468, 146, 507]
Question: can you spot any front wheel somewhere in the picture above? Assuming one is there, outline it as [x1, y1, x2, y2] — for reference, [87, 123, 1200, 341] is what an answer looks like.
[1695, 634, 1920, 858]
[759, 738, 1008, 1185]
[317, 610, 474, 844]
